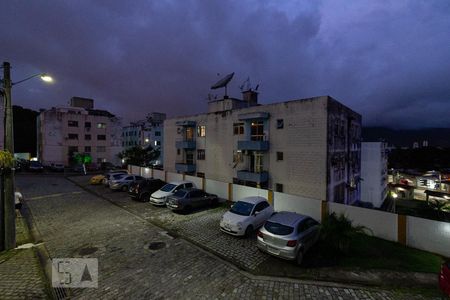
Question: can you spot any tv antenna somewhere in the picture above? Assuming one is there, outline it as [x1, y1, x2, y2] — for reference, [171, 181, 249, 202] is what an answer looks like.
[211, 72, 234, 98]
[239, 76, 260, 92]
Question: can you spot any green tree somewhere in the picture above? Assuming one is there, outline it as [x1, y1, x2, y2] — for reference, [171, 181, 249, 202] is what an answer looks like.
[117, 146, 160, 167]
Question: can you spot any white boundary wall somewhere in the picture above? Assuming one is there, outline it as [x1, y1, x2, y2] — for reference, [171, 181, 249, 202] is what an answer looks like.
[232, 184, 268, 202]
[127, 165, 450, 258]
[274, 192, 321, 221]
[153, 169, 165, 181]
[185, 175, 203, 189]
[167, 171, 183, 183]
[329, 202, 398, 242]
[205, 179, 228, 200]
[131, 165, 140, 175]
[407, 216, 450, 257]
[141, 167, 152, 178]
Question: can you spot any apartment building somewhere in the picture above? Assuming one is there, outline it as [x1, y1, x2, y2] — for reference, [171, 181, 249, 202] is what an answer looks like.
[37, 97, 123, 166]
[164, 91, 361, 204]
[360, 142, 389, 208]
[122, 112, 166, 165]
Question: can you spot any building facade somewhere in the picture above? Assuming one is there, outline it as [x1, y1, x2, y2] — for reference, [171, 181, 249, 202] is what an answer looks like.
[122, 112, 166, 166]
[360, 142, 389, 208]
[37, 97, 123, 166]
[164, 92, 361, 204]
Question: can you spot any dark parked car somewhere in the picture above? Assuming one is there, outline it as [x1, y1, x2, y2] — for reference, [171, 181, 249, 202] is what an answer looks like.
[440, 260, 450, 297]
[166, 188, 218, 212]
[128, 178, 166, 201]
[28, 161, 44, 172]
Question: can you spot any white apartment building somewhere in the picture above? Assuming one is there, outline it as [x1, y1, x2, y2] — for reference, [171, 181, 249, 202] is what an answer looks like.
[37, 97, 123, 166]
[361, 142, 388, 208]
[122, 112, 166, 165]
[164, 91, 362, 204]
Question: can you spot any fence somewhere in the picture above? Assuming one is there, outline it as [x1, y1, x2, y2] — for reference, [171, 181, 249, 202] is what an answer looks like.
[127, 165, 450, 258]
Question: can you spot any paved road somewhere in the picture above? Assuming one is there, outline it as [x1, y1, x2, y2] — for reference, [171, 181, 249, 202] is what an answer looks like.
[17, 174, 434, 299]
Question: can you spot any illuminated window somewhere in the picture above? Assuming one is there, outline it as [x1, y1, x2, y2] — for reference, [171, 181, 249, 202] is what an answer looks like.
[197, 125, 206, 137]
[251, 121, 264, 141]
[233, 123, 244, 135]
[97, 123, 106, 129]
[233, 150, 243, 163]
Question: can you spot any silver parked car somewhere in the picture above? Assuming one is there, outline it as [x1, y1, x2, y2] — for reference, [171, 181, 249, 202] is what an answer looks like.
[110, 174, 144, 191]
[166, 188, 218, 212]
[257, 211, 320, 265]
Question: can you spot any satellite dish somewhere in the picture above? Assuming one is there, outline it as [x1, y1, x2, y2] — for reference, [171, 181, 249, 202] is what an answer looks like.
[211, 72, 234, 98]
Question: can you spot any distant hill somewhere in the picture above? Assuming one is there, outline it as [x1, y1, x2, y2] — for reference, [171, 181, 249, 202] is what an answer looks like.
[362, 127, 450, 148]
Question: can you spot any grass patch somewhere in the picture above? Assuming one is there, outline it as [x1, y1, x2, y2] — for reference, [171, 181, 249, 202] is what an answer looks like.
[337, 233, 444, 273]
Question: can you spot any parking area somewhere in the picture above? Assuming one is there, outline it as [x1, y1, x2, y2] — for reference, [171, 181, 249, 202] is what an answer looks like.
[69, 175, 272, 271]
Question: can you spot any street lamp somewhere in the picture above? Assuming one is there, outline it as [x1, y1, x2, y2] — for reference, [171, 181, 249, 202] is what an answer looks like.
[0, 61, 53, 251]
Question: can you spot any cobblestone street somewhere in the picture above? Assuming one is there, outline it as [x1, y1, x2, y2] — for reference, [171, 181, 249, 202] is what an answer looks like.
[15, 174, 437, 299]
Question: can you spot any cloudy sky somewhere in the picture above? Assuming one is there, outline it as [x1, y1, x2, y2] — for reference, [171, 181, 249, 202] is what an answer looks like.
[1, 0, 450, 128]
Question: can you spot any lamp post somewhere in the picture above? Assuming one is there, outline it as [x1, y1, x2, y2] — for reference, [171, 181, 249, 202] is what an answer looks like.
[0, 61, 52, 251]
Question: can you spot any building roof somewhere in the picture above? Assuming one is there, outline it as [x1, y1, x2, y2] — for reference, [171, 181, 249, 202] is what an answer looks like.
[87, 109, 115, 118]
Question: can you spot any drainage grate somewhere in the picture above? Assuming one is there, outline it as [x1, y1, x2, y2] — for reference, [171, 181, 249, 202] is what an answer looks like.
[147, 242, 166, 250]
[53, 287, 69, 300]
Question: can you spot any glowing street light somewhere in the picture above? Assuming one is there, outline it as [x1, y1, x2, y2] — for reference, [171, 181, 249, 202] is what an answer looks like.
[40, 74, 53, 83]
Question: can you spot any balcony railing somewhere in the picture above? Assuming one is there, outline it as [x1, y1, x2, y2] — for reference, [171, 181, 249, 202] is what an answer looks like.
[175, 163, 196, 173]
[237, 170, 269, 183]
[175, 140, 196, 149]
[237, 140, 269, 151]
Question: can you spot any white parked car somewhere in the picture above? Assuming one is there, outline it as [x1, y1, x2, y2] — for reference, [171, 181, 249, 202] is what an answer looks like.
[149, 181, 195, 206]
[220, 196, 274, 237]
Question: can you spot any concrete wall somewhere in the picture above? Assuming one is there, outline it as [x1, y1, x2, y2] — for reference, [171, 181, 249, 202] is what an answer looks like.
[153, 169, 165, 181]
[232, 184, 268, 202]
[407, 216, 450, 257]
[130, 165, 140, 175]
[166, 171, 183, 183]
[329, 202, 398, 242]
[205, 179, 228, 200]
[185, 175, 203, 190]
[141, 167, 152, 178]
[274, 192, 322, 221]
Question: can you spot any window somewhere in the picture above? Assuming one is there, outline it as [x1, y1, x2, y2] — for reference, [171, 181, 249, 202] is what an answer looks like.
[197, 149, 205, 160]
[276, 152, 284, 161]
[233, 123, 244, 135]
[186, 151, 194, 165]
[85, 146, 91, 153]
[250, 121, 264, 141]
[85, 122, 91, 128]
[233, 150, 243, 163]
[196, 172, 205, 178]
[97, 123, 106, 129]
[277, 119, 284, 129]
[85, 134, 91, 140]
[254, 153, 263, 173]
[68, 146, 78, 154]
[155, 131, 161, 136]
[97, 134, 106, 140]
[177, 149, 181, 155]
[68, 120, 78, 127]
[184, 183, 193, 189]
[156, 141, 161, 146]
[68, 134, 78, 140]
[185, 127, 194, 141]
[197, 125, 206, 137]
[97, 146, 106, 153]
[254, 201, 269, 213]
[276, 183, 283, 193]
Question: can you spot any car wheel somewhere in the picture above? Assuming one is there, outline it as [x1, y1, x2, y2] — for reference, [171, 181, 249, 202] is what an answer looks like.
[141, 193, 150, 202]
[122, 185, 128, 192]
[245, 225, 253, 237]
[296, 250, 304, 266]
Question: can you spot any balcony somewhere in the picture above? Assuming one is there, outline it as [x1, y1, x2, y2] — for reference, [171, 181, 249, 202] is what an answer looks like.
[175, 163, 196, 173]
[237, 140, 269, 151]
[175, 140, 196, 149]
[237, 170, 269, 183]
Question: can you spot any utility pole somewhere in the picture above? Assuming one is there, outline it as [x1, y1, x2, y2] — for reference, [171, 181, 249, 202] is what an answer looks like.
[1, 61, 16, 250]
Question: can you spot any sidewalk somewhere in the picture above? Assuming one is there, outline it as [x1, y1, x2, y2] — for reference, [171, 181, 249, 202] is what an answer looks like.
[0, 212, 50, 299]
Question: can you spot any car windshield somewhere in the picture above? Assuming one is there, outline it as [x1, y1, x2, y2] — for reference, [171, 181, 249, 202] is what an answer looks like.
[264, 221, 294, 235]
[160, 184, 176, 192]
[112, 174, 125, 180]
[173, 190, 187, 198]
[230, 201, 254, 216]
